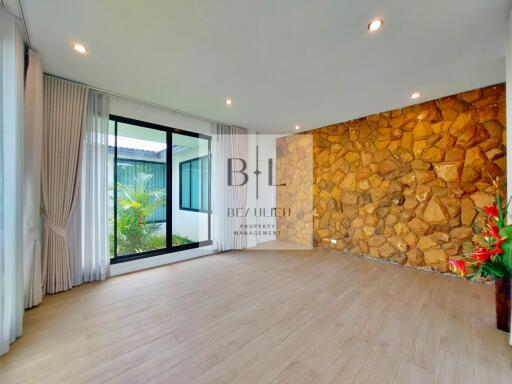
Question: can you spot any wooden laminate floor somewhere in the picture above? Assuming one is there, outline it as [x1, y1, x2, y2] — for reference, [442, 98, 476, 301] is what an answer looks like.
[1, 249, 511, 383]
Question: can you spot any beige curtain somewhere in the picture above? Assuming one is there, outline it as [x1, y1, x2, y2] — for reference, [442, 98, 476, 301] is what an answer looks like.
[42, 76, 88, 294]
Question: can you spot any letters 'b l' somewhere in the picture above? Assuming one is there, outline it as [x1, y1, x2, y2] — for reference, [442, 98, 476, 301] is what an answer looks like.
[228, 158, 248, 186]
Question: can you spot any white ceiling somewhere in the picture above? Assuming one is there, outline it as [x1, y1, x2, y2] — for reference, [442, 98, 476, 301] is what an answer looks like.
[18, 0, 512, 132]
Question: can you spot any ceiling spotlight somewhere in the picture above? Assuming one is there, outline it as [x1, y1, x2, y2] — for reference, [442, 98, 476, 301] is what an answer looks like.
[368, 18, 383, 32]
[225, 98, 232, 106]
[295, 125, 300, 130]
[411, 92, 421, 99]
[72, 43, 87, 54]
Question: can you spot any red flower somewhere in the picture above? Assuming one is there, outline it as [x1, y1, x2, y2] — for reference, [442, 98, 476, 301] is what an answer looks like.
[488, 224, 501, 238]
[481, 224, 506, 254]
[483, 204, 499, 220]
[469, 247, 501, 264]
[449, 259, 466, 277]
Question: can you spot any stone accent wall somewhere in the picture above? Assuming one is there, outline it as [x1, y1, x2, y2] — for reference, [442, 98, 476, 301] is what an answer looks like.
[277, 83, 506, 272]
[276, 134, 314, 246]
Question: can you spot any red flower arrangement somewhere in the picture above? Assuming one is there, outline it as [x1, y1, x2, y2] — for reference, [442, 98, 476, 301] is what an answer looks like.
[449, 179, 512, 280]
[482, 203, 499, 219]
[448, 258, 466, 276]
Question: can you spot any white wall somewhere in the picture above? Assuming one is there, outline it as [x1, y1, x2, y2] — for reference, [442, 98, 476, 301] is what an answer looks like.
[110, 98, 213, 136]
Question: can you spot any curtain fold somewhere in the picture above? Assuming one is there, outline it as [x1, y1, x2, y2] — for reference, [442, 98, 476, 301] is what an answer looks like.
[23, 50, 43, 309]
[212, 124, 248, 251]
[67, 192, 82, 286]
[75, 90, 110, 284]
[0, 9, 25, 356]
[41, 76, 88, 294]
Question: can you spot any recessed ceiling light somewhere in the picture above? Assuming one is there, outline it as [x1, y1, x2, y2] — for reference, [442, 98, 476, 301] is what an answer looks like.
[368, 18, 383, 32]
[72, 43, 87, 54]
[295, 125, 300, 130]
[411, 92, 421, 99]
[225, 98, 232, 106]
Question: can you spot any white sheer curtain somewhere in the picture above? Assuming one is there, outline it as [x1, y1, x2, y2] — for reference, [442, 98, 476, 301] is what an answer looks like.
[23, 50, 43, 309]
[0, 9, 25, 356]
[212, 124, 248, 251]
[70, 90, 110, 285]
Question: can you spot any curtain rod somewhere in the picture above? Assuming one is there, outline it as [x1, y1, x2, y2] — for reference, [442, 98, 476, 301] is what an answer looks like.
[44, 72, 230, 126]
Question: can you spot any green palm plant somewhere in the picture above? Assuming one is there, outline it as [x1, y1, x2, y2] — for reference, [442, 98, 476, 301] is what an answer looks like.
[115, 173, 166, 254]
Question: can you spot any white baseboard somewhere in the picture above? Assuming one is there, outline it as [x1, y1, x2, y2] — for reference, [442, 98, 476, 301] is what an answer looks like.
[110, 245, 216, 276]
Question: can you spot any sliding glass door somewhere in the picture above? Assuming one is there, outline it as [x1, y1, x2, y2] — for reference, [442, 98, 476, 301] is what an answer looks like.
[108, 115, 211, 263]
[172, 132, 211, 247]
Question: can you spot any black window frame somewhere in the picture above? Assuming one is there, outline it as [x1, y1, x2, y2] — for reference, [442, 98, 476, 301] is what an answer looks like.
[179, 155, 210, 213]
[110, 114, 212, 264]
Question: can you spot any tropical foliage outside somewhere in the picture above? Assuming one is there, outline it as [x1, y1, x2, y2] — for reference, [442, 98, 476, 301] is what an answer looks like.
[109, 172, 193, 257]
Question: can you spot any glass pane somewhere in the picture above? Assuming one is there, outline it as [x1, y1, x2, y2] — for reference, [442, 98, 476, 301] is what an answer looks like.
[190, 158, 200, 210]
[114, 121, 167, 256]
[181, 162, 190, 209]
[201, 156, 209, 211]
[172, 133, 210, 246]
[108, 120, 116, 258]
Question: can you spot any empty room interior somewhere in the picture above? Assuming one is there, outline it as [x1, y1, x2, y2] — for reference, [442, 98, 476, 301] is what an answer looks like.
[2, 1, 512, 383]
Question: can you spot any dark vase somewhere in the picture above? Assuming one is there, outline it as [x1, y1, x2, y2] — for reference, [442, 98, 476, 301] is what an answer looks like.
[495, 277, 511, 333]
